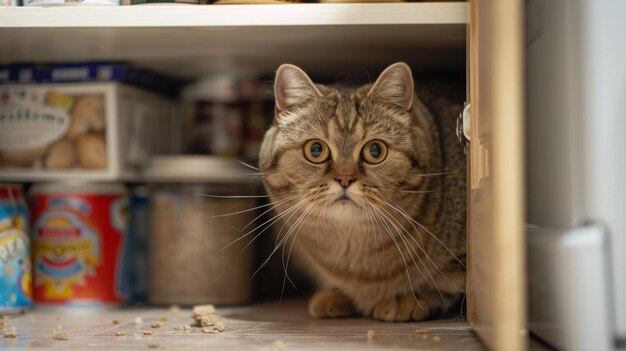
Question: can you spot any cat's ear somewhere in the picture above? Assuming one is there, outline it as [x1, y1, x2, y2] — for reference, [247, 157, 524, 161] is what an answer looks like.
[368, 62, 414, 111]
[274, 64, 322, 114]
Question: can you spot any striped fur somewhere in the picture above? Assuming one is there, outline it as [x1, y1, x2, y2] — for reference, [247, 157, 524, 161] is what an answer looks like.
[260, 63, 466, 321]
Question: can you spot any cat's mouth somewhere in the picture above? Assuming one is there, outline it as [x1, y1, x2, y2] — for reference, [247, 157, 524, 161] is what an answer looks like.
[333, 192, 354, 204]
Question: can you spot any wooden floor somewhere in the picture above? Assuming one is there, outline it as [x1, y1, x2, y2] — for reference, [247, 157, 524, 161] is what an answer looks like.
[1, 299, 485, 350]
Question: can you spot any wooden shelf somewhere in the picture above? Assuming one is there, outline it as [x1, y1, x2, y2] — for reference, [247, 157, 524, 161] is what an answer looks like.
[0, 3, 467, 78]
[0, 3, 467, 27]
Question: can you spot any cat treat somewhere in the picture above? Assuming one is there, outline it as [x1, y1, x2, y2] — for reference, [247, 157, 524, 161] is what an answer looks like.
[3, 327, 17, 338]
[52, 326, 69, 340]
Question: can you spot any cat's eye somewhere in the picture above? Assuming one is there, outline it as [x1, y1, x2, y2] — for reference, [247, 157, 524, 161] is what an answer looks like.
[361, 140, 388, 164]
[304, 139, 330, 163]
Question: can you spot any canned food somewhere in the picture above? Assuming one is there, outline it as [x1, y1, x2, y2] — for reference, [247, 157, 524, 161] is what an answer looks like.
[28, 182, 129, 306]
[0, 184, 33, 314]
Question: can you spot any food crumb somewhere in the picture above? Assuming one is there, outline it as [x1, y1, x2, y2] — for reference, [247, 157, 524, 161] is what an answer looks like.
[432, 335, 441, 343]
[112, 320, 122, 325]
[52, 326, 69, 340]
[151, 322, 165, 329]
[168, 305, 181, 314]
[415, 329, 431, 334]
[147, 342, 160, 349]
[367, 330, 375, 339]
[422, 335, 428, 339]
[273, 340, 285, 351]
[134, 317, 143, 325]
[143, 330, 153, 336]
[200, 327, 220, 334]
[3, 327, 17, 338]
[173, 325, 183, 331]
[213, 320, 225, 332]
[199, 314, 222, 327]
[115, 331, 127, 337]
[192, 305, 217, 317]
[158, 316, 167, 322]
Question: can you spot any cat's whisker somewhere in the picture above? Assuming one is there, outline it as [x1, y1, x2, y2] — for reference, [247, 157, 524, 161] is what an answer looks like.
[373, 197, 447, 276]
[209, 199, 292, 219]
[220, 197, 307, 252]
[238, 160, 261, 171]
[367, 203, 420, 304]
[252, 198, 313, 279]
[363, 201, 382, 257]
[314, 199, 328, 254]
[372, 203, 436, 296]
[244, 197, 310, 252]
[398, 190, 436, 194]
[376, 203, 447, 306]
[281, 199, 321, 300]
[241, 195, 298, 232]
[196, 193, 271, 199]
[414, 170, 456, 177]
[386, 200, 466, 268]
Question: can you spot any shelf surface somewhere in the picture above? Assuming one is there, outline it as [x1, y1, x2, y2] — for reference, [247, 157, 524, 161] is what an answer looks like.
[0, 3, 467, 78]
[0, 3, 467, 27]
[0, 299, 483, 350]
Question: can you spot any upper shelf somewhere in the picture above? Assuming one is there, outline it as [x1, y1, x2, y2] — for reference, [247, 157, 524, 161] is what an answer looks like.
[0, 3, 467, 27]
[0, 3, 468, 79]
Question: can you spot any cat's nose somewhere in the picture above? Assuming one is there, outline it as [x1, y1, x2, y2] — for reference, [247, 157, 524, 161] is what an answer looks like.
[334, 176, 355, 189]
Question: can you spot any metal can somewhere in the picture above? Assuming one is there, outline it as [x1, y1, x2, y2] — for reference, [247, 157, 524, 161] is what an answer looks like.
[0, 184, 33, 314]
[28, 182, 129, 306]
[126, 185, 149, 304]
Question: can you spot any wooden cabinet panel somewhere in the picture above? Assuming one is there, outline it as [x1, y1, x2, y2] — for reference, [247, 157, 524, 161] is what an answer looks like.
[468, 1, 526, 350]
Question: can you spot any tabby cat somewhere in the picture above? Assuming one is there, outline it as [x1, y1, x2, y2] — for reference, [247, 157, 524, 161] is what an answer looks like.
[259, 62, 466, 321]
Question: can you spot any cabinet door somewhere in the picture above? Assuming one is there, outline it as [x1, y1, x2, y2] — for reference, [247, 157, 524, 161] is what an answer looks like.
[468, 0, 526, 350]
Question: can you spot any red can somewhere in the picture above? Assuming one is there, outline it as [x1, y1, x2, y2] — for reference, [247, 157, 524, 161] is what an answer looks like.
[28, 183, 128, 306]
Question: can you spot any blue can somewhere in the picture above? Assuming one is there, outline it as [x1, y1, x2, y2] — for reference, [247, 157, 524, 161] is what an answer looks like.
[126, 186, 149, 304]
[0, 184, 33, 314]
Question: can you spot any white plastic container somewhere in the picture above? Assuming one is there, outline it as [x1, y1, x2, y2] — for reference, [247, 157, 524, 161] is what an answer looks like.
[0, 83, 178, 181]
[145, 156, 258, 306]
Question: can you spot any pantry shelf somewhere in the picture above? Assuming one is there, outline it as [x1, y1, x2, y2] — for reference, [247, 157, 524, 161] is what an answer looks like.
[0, 3, 467, 27]
[0, 3, 467, 78]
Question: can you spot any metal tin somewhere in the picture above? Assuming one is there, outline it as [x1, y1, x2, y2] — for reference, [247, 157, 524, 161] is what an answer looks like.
[2, 0, 21, 6]
[28, 182, 128, 306]
[0, 184, 33, 314]
[126, 186, 149, 304]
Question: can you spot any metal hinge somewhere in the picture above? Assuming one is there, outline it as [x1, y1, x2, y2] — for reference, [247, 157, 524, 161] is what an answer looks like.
[456, 103, 470, 145]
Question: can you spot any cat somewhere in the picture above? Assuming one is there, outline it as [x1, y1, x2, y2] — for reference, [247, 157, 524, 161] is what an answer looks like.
[259, 62, 466, 322]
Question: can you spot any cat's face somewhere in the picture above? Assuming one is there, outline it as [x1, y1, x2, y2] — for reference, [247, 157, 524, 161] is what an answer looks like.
[260, 63, 436, 220]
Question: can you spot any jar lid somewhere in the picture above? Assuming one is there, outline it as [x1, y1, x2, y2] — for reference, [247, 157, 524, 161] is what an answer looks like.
[29, 182, 126, 195]
[143, 155, 260, 184]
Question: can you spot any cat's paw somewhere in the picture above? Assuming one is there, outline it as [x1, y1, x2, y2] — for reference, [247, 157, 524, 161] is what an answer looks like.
[308, 289, 354, 319]
[372, 295, 432, 322]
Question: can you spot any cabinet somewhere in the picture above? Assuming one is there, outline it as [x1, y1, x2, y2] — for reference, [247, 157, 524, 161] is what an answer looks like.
[0, 2, 525, 350]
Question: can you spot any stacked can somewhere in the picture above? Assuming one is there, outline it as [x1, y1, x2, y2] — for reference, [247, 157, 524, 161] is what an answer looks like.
[28, 182, 129, 306]
[0, 184, 33, 314]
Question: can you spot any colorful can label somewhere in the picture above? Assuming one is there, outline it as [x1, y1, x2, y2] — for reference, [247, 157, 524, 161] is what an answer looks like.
[29, 190, 128, 306]
[0, 185, 33, 313]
